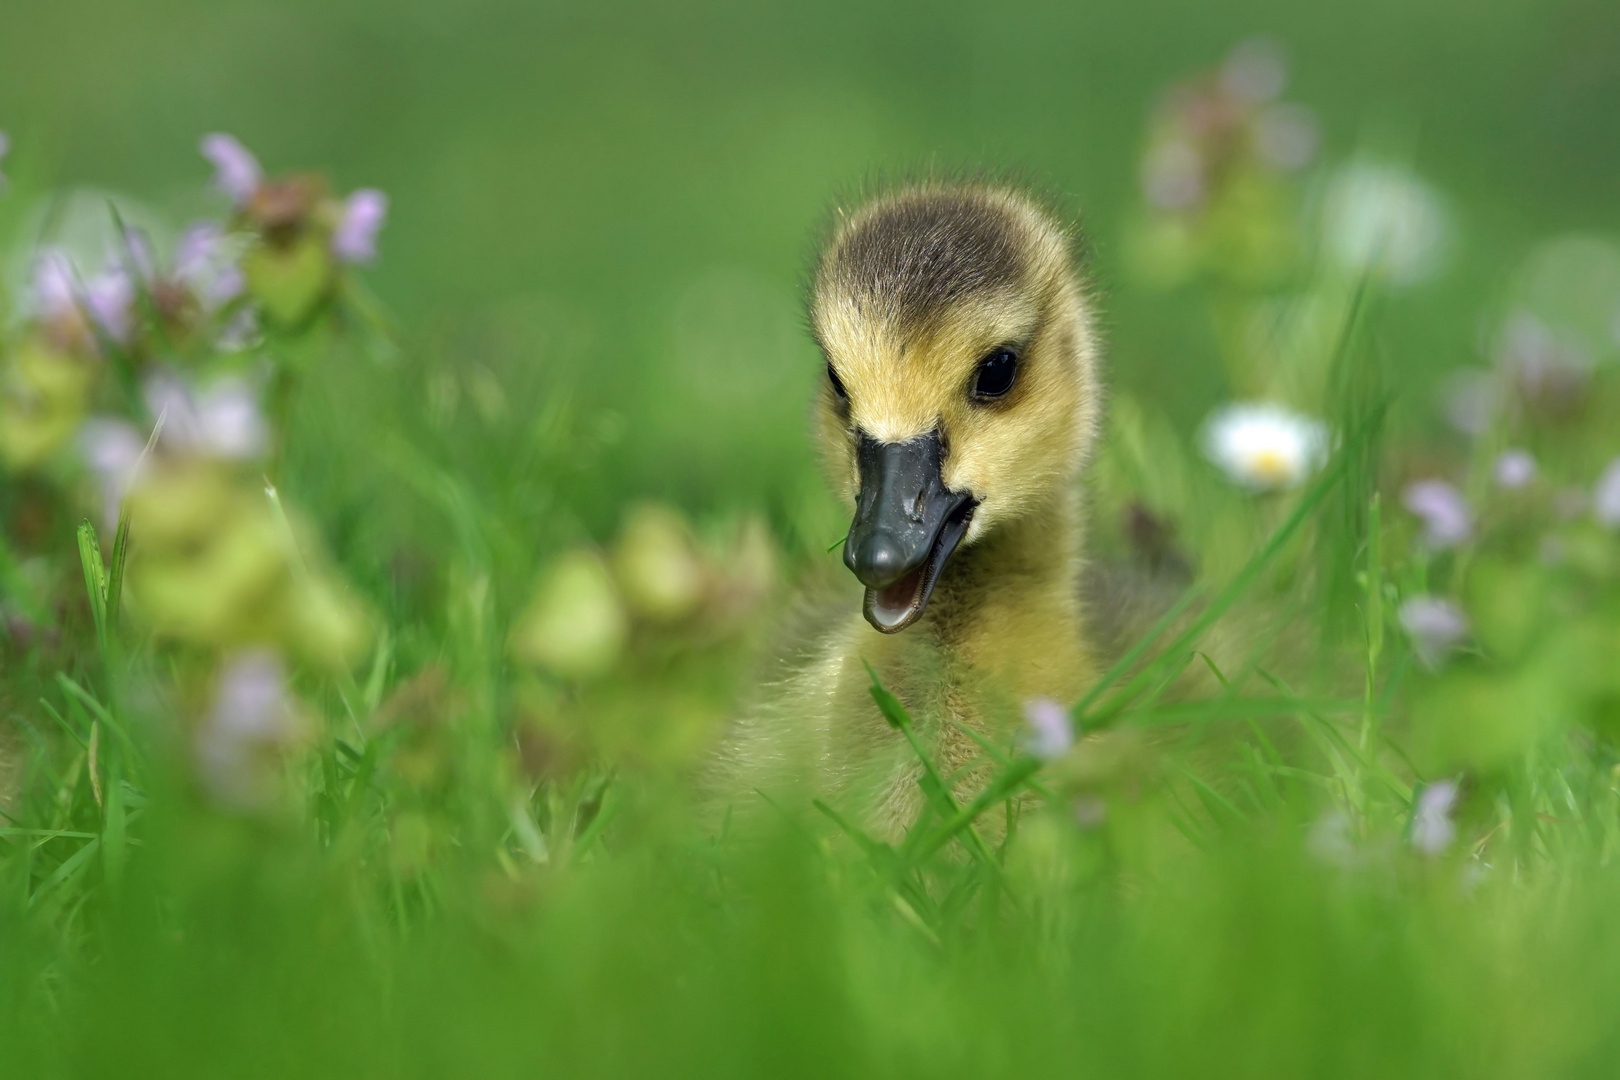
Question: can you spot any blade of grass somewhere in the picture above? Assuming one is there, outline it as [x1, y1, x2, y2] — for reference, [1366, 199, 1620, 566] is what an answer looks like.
[1182, 768, 1248, 830]
[569, 786, 621, 866]
[946, 718, 1055, 800]
[911, 756, 1042, 863]
[55, 675, 136, 761]
[101, 413, 163, 644]
[30, 837, 100, 909]
[38, 699, 88, 752]
[1121, 696, 1365, 727]
[1084, 409, 1385, 730]
[861, 662, 1008, 878]
[76, 522, 107, 646]
[102, 771, 127, 886]
[1068, 582, 1205, 721]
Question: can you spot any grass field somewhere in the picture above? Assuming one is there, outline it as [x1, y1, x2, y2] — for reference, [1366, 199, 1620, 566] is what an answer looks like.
[4, 2, 1620, 1075]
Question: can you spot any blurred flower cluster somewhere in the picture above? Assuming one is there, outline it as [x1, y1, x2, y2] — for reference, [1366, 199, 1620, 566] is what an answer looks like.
[1109, 36, 1464, 560]
[510, 502, 774, 682]
[1127, 38, 1319, 292]
[0, 130, 383, 810]
[0, 132, 388, 481]
[1097, 42, 1620, 866]
[201, 134, 387, 327]
[1103, 38, 1459, 610]
[506, 502, 776, 768]
[1114, 41, 1341, 531]
[1393, 235, 1620, 775]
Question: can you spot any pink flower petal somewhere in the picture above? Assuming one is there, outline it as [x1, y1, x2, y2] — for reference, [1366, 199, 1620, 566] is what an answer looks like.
[332, 188, 388, 264]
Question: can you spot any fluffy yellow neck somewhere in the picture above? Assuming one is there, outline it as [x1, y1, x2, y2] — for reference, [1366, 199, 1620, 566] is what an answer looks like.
[860, 486, 1093, 728]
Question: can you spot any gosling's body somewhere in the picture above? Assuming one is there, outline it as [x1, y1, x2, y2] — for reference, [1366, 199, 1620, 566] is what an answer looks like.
[717, 183, 1103, 840]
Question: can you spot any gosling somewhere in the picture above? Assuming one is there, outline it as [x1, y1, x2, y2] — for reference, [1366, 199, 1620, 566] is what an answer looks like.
[717, 182, 1103, 841]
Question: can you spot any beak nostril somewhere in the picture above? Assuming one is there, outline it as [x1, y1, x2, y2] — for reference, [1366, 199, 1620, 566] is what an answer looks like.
[845, 430, 968, 596]
[848, 531, 910, 589]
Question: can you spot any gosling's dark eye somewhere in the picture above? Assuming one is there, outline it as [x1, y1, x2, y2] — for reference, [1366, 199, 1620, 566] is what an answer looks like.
[972, 349, 1019, 399]
[826, 362, 848, 401]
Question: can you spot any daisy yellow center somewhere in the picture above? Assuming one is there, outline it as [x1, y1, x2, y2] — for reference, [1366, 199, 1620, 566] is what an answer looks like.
[1248, 446, 1293, 483]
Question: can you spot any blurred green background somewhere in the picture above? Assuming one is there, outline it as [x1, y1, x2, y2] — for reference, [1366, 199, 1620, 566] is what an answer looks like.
[7, 4, 1620, 1076]
[5, 0, 1616, 526]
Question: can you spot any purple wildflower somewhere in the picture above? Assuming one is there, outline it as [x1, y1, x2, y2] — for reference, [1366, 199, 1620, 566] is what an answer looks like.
[331, 188, 388, 263]
[114, 225, 157, 284]
[1219, 38, 1288, 104]
[175, 221, 223, 276]
[174, 221, 245, 311]
[31, 250, 79, 322]
[1412, 780, 1459, 856]
[29, 248, 134, 343]
[1398, 596, 1469, 669]
[1254, 104, 1319, 171]
[196, 650, 299, 809]
[1594, 458, 1620, 528]
[1142, 140, 1204, 211]
[200, 133, 262, 206]
[1403, 479, 1473, 549]
[1022, 698, 1075, 761]
[215, 307, 260, 352]
[0, 130, 10, 187]
[1493, 449, 1536, 490]
[1496, 310, 1591, 410]
[143, 373, 268, 460]
[1072, 796, 1107, 829]
[1440, 369, 1499, 438]
[82, 268, 135, 344]
[79, 419, 146, 529]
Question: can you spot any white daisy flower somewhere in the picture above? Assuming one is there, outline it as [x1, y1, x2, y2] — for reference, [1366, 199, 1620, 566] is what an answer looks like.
[1323, 163, 1449, 287]
[1200, 402, 1329, 491]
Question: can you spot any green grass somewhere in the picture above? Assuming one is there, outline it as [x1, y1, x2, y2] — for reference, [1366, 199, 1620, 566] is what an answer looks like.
[5, 2, 1620, 1075]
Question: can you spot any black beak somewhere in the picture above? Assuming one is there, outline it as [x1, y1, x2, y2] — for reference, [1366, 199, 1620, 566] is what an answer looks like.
[844, 431, 977, 633]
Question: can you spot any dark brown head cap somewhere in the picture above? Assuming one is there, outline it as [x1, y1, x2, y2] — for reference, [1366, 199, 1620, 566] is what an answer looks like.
[812, 184, 1073, 344]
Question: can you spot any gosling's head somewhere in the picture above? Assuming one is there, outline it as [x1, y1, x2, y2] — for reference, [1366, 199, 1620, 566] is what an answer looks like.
[811, 183, 1099, 633]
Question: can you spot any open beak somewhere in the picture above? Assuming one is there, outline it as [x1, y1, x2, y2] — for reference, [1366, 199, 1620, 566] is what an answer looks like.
[844, 431, 977, 633]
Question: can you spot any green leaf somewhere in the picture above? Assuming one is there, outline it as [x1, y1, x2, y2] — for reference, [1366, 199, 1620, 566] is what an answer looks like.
[863, 660, 913, 732]
[102, 770, 127, 886]
[55, 675, 136, 762]
[104, 507, 132, 635]
[913, 756, 1041, 862]
[76, 522, 107, 644]
[1183, 768, 1248, 830]
[245, 235, 335, 328]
